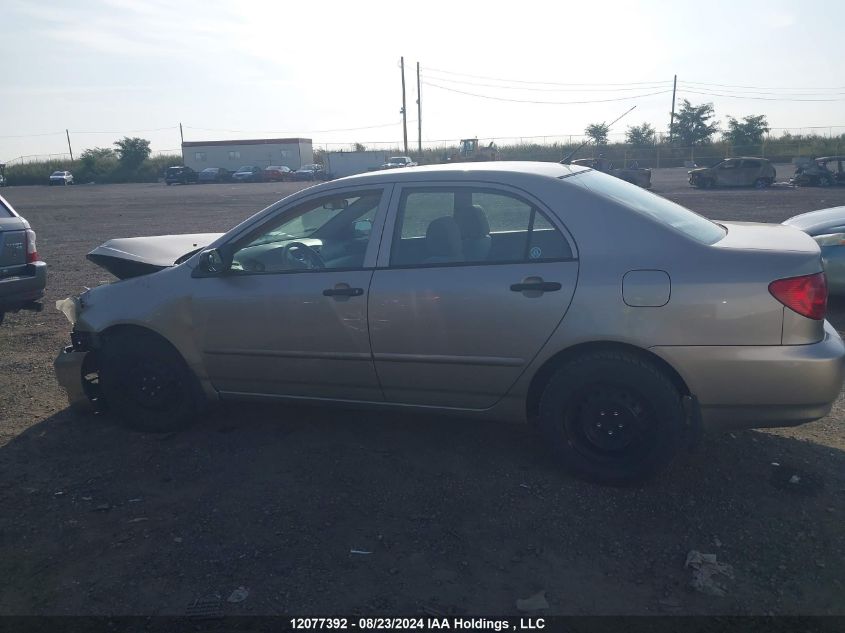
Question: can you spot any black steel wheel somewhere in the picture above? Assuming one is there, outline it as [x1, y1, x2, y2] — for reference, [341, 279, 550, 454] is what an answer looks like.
[538, 350, 685, 484]
[99, 329, 202, 432]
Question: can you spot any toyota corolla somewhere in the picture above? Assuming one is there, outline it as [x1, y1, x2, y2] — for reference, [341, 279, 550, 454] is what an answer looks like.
[54, 162, 844, 483]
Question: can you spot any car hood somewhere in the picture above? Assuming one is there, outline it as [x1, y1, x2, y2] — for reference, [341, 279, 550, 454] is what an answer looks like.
[87, 233, 223, 279]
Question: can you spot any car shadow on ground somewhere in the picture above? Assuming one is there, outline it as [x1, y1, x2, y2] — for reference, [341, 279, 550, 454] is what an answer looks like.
[1, 400, 843, 616]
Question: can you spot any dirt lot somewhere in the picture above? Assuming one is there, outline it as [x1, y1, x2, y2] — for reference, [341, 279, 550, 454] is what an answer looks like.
[1, 168, 845, 616]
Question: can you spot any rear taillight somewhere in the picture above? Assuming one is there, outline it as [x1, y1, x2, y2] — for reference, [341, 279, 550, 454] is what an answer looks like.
[25, 229, 38, 263]
[769, 272, 827, 320]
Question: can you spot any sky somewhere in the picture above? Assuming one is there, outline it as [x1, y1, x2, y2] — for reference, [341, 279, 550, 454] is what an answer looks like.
[2, 0, 845, 162]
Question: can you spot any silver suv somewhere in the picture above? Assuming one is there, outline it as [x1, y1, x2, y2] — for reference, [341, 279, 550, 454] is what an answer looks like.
[0, 194, 46, 324]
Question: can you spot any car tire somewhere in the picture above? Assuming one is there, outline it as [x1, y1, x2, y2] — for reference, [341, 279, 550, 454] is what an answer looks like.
[538, 351, 685, 484]
[99, 330, 202, 433]
[819, 176, 832, 187]
[754, 177, 771, 189]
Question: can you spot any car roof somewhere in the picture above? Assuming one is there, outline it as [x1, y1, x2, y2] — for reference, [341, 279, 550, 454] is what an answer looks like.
[331, 161, 587, 185]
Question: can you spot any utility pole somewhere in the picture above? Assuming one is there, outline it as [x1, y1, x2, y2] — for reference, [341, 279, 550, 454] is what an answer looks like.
[65, 129, 73, 161]
[400, 56, 408, 154]
[416, 62, 422, 154]
[668, 74, 677, 143]
[179, 122, 184, 144]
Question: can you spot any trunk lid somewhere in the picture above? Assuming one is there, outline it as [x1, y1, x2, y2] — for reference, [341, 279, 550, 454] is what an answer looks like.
[714, 221, 822, 255]
[87, 233, 223, 279]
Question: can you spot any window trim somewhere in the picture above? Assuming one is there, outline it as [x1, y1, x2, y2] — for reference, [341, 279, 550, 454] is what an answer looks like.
[215, 185, 393, 277]
[377, 182, 578, 270]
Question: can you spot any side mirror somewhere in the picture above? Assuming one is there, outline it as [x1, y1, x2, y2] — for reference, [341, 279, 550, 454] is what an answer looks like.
[197, 248, 227, 275]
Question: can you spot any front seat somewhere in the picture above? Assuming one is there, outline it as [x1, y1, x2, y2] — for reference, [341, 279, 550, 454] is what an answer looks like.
[454, 203, 491, 262]
[424, 216, 463, 264]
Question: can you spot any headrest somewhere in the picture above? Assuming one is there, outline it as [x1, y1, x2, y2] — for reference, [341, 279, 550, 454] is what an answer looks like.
[454, 204, 490, 239]
[425, 216, 462, 257]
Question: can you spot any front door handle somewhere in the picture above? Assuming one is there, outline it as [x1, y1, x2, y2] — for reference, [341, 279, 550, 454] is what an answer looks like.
[510, 279, 562, 293]
[323, 284, 364, 297]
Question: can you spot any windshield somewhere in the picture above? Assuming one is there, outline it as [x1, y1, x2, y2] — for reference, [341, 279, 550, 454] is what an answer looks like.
[299, 164, 316, 170]
[51, 171, 66, 176]
[237, 166, 253, 172]
[387, 157, 406, 163]
[570, 170, 726, 245]
[201, 168, 217, 173]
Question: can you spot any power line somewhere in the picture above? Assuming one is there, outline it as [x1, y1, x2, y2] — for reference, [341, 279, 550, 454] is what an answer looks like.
[423, 66, 673, 87]
[422, 81, 672, 105]
[183, 121, 404, 135]
[678, 84, 845, 98]
[677, 88, 845, 102]
[683, 79, 845, 91]
[421, 73, 673, 93]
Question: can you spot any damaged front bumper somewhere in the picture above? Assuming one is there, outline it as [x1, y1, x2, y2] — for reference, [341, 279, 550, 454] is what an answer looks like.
[55, 345, 94, 412]
[54, 309, 100, 412]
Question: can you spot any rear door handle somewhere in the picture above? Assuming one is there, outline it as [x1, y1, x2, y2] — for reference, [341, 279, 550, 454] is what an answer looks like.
[510, 281, 562, 292]
[323, 285, 364, 297]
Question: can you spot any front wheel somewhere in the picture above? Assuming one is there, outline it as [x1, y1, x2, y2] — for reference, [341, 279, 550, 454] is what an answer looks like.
[538, 351, 685, 484]
[99, 330, 202, 433]
[819, 176, 832, 187]
[754, 177, 771, 189]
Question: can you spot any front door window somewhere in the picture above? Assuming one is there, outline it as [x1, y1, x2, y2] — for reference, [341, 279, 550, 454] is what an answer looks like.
[231, 191, 382, 273]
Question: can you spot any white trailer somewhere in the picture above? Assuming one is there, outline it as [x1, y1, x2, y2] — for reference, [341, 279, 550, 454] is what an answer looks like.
[324, 151, 389, 179]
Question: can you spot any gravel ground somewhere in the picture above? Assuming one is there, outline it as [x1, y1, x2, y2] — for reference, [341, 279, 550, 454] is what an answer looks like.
[1, 168, 844, 616]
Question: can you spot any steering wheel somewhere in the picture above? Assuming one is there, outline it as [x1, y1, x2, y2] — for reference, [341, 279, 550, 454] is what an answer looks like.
[282, 241, 325, 270]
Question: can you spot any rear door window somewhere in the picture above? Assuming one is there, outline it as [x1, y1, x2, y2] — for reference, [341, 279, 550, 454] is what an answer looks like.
[390, 187, 572, 266]
[0, 199, 12, 217]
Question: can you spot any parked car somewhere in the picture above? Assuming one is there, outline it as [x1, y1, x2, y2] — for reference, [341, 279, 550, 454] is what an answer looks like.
[262, 165, 293, 182]
[688, 157, 776, 188]
[791, 156, 845, 187]
[381, 156, 417, 169]
[198, 167, 230, 184]
[0, 194, 46, 325]
[54, 162, 844, 483]
[571, 157, 651, 188]
[293, 164, 326, 181]
[783, 206, 845, 294]
[49, 170, 74, 186]
[165, 166, 198, 185]
[232, 166, 262, 183]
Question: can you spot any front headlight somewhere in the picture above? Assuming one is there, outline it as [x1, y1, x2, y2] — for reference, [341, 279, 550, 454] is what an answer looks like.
[814, 233, 845, 247]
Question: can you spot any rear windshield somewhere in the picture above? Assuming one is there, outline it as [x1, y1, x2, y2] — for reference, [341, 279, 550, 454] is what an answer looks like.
[0, 198, 12, 217]
[570, 170, 726, 245]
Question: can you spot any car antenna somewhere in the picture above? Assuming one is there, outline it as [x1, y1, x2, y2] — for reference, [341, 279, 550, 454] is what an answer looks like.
[561, 105, 637, 165]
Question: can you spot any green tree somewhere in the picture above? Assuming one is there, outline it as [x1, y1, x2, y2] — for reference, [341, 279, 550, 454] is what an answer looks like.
[113, 137, 151, 170]
[79, 147, 118, 181]
[584, 122, 610, 145]
[723, 114, 770, 146]
[353, 142, 367, 152]
[670, 100, 719, 146]
[625, 122, 656, 146]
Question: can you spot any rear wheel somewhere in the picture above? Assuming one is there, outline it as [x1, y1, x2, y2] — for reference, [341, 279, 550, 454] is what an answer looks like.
[754, 177, 771, 189]
[819, 175, 832, 187]
[538, 351, 685, 484]
[99, 330, 202, 433]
